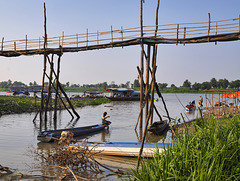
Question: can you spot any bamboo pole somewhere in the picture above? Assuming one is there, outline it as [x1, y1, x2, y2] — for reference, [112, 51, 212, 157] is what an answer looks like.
[137, 57, 157, 168]
[53, 54, 61, 121]
[139, 0, 144, 130]
[45, 55, 80, 119]
[208, 13, 211, 42]
[76, 33, 78, 48]
[144, 45, 151, 122]
[97, 31, 99, 45]
[62, 31, 64, 47]
[183, 27, 186, 45]
[111, 25, 113, 45]
[1, 37, 4, 51]
[150, 0, 160, 125]
[215, 22, 218, 45]
[137, 0, 161, 167]
[86, 28, 88, 47]
[176, 24, 179, 45]
[40, 3, 47, 122]
[44, 54, 54, 121]
[239, 14, 240, 32]
[121, 26, 123, 42]
[44, 72, 74, 119]
[25, 35, 27, 51]
[153, 104, 162, 121]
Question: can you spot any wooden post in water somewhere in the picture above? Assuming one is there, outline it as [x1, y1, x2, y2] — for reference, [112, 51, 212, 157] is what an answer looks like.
[44, 54, 54, 121]
[139, 0, 144, 130]
[137, 0, 161, 168]
[40, 2, 48, 122]
[144, 45, 151, 122]
[54, 53, 62, 121]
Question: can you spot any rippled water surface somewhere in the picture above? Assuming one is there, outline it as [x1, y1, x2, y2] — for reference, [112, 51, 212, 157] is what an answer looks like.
[0, 93, 202, 179]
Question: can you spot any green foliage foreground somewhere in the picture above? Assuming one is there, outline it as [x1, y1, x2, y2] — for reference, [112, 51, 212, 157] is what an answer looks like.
[130, 117, 240, 181]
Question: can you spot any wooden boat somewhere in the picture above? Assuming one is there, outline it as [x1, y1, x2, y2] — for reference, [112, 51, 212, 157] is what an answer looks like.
[37, 123, 111, 143]
[147, 120, 169, 135]
[69, 142, 172, 157]
[106, 88, 140, 101]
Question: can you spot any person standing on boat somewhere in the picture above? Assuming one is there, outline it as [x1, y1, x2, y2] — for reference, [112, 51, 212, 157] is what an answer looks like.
[101, 112, 111, 130]
[199, 95, 203, 107]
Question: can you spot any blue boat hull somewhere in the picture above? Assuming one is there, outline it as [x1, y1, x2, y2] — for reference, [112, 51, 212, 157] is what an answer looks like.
[37, 124, 108, 142]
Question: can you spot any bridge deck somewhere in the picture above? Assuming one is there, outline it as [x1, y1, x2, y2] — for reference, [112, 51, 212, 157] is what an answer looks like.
[0, 16, 240, 57]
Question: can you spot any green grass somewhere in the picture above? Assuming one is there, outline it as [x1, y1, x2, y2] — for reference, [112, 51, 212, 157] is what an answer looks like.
[0, 95, 40, 113]
[0, 96, 111, 115]
[72, 98, 111, 107]
[130, 116, 240, 181]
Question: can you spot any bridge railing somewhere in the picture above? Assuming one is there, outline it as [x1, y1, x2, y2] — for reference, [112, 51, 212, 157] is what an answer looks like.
[1, 16, 239, 51]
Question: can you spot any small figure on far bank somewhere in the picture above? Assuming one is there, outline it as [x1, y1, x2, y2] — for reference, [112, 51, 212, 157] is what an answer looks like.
[199, 95, 203, 107]
[101, 112, 111, 130]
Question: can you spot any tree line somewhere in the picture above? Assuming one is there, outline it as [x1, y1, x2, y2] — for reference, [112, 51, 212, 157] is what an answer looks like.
[158, 78, 240, 92]
[1, 78, 240, 92]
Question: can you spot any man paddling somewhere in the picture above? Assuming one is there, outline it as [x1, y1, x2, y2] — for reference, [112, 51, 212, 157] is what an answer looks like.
[101, 112, 111, 130]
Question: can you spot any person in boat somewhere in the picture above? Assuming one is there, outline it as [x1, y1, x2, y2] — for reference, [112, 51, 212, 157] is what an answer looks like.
[101, 112, 111, 130]
[190, 100, 195, 106]
[199, 95, 203, 107]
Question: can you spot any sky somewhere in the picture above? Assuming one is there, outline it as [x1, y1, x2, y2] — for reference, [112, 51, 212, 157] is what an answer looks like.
[0, 0, 240, 87]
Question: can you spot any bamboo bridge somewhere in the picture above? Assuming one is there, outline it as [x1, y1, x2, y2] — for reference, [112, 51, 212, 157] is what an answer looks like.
[1, 15, 240, 57]
[1, 1, 240, 163]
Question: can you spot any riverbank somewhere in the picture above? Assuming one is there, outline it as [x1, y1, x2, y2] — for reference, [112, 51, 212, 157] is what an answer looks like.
[130, 116, 240, 180]
[0, 95, 110, 116]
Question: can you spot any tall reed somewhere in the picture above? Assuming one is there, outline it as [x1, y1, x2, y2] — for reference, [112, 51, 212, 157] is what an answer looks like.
[130, 116, 240, 181]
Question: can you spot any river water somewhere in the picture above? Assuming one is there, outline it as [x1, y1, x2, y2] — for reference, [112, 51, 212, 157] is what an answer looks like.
[0, 93, 202, 180]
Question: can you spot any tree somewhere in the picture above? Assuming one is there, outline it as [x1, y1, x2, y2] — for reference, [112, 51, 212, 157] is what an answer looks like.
[33, 81, 38, 86]
[170, 84, 176, 88]
[217, 79, 229, 89]
[201, 82, 211, 90]
[12, 81, 26, 87]
[192, 82, 201, 91]
[133, 79, 140, 88]
[158, 83, 168, 89]
[222, 78, 229, 89]
[125, 81, 130, 88]
[182, 79, 191, 88]
[229, 80, 240, 89]
[210, 78, 217, 89]
[66, 82, 70, 87]
[170, 84, 178, 90]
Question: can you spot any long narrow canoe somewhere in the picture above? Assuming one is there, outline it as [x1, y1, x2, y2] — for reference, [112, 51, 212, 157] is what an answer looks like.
[37, 123, 110, 143]
[69, 142, 172, 157]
